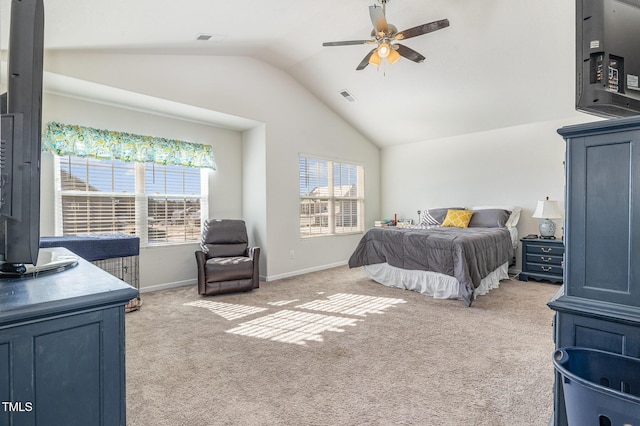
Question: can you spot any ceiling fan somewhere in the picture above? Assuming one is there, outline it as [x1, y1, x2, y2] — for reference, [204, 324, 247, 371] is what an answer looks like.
[322, 0, 450, 70]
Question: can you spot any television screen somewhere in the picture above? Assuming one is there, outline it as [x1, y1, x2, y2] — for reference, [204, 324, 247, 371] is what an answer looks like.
[576, 0, 640, 117]
[0, 0, 44, 275]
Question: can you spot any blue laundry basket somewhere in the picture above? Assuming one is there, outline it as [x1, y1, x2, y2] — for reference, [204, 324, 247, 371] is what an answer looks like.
[553, 347, 640, 425]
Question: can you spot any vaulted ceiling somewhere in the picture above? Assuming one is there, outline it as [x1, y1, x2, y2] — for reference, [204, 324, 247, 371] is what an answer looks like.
[1, 0, 584, 147]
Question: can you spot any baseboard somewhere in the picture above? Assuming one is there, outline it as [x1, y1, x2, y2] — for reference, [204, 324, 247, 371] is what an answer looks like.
[265, 261, 347, 282]
[139, 279, 196, 294]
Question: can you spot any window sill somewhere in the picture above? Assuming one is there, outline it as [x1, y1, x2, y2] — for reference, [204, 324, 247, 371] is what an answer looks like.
[300, 231, 363, 239]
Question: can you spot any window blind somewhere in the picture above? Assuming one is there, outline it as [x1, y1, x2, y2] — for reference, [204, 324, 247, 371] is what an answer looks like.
[59, 157, 137, 235]
[144, 163, 203, 244]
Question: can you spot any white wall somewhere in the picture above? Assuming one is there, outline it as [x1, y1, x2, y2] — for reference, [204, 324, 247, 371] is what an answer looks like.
[381, 116, 599, 270]
[242, 123, 267, 278]
[42, 52, 381, 282]
[41, 93, 244, 291]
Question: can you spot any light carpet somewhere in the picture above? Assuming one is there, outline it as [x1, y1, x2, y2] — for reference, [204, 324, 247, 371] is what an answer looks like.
[126, 266, 558, 426]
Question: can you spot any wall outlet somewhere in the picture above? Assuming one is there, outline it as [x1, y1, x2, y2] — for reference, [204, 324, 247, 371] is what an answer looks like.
[289, 250, 295, 259]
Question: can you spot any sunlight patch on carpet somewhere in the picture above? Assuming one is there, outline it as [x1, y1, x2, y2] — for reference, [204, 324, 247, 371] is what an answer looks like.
[226, 310, 360, 345]
[185, 293, 407, 345]
[296, 293, 406, 316]
[184, 300, 268, 320]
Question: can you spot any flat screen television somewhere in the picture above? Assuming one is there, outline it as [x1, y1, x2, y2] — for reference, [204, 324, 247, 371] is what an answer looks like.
[0, 0, 45, 275]
[576, 0, 640, 117]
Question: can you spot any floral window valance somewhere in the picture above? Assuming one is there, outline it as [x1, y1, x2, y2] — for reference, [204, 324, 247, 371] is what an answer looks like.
[43, 121, 216, 170]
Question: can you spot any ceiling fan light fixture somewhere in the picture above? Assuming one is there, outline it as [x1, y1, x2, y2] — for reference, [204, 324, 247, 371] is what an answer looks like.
[377, 43, 391, 58]
[369, 50, 382, 66]
[388, 48, 401, 64]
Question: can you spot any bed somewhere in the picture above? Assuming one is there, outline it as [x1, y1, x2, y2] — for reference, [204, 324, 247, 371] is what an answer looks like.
[348, 206, 520, 306]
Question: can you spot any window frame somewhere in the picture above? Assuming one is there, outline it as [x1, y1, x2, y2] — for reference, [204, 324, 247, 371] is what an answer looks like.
[298, 155, 365, 238]
[54, 155, 209, 247]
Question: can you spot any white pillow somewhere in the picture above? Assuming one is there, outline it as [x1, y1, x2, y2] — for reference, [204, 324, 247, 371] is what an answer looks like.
[471, 205, 521, 228]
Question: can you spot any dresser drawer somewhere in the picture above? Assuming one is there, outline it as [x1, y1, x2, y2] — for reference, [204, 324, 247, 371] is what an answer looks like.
[525, 242, 565, 257]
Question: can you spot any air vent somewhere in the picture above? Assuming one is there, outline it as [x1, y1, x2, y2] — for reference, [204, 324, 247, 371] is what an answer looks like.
[195, 34, 227, 42]
[338, 89, 357, 103]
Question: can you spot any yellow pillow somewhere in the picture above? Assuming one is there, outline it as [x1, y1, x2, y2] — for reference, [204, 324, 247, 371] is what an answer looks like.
[441, 209, 474, 228]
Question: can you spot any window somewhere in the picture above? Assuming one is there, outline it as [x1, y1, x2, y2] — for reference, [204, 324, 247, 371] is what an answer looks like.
[56, 155, 208, 246]
[299, 156, 364, 237]
[144, 163, 204, 243]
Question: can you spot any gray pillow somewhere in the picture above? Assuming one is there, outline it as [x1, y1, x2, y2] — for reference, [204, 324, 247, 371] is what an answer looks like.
[420, 207, 465, 225]
[468, 209, 511, 228]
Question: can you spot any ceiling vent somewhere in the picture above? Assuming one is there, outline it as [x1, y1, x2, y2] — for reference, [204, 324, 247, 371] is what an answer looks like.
[338, 89, 357, 103]
[196, 34, 227, 42]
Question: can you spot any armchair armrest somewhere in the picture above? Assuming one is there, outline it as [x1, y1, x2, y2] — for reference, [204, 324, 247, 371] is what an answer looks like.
[247, 246, 260, 289]
[247, 246, 259, 259]
[195, 250, 208, 295]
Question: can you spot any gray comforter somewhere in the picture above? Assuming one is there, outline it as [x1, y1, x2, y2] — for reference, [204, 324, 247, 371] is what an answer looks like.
[348, 226, 514, 306]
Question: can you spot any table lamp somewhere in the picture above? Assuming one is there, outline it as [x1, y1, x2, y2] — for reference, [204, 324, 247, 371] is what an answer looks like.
[532, 197, 562, 239]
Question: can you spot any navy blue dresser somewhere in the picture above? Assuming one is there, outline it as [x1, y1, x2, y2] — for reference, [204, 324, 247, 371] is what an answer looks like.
[0, 247, 138, 425]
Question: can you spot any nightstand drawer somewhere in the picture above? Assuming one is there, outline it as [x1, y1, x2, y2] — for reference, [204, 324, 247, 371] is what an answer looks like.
[525, 253, 563, 266]
[525, 242, 564, 257]
[525, 262, 563, 276]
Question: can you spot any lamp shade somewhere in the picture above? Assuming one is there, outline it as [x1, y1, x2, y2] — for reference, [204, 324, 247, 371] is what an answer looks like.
[388, 49, 401, 64]
[368, 50, 382, 66]
[532, 199, 562, 219]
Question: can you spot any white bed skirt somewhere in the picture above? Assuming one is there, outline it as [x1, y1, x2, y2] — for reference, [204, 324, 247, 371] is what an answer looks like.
[362, 262, 510, 300]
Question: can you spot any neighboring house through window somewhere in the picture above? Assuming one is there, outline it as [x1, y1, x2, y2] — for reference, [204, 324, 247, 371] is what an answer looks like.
[299, 155, 364, 237]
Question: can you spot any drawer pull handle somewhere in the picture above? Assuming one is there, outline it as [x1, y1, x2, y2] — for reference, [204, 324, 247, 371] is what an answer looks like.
[541, 256, 552, 262]
[540, 247, 552, 253]
[541, 266, 553, 272]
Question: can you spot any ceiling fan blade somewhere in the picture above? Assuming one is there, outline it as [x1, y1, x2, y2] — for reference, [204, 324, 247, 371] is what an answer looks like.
[395, 19, 450, 41]
[369, 5, 388, 34]
[395, 44, 426, 63]
[323, 40, 372, 47]
[356, 49, 377, 71]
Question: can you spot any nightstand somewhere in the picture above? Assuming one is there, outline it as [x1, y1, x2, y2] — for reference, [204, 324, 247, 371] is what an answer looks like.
[519, 238, 564, 284]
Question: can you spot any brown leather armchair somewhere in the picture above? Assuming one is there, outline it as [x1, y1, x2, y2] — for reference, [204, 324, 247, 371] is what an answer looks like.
[195, 219, 260, 296]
